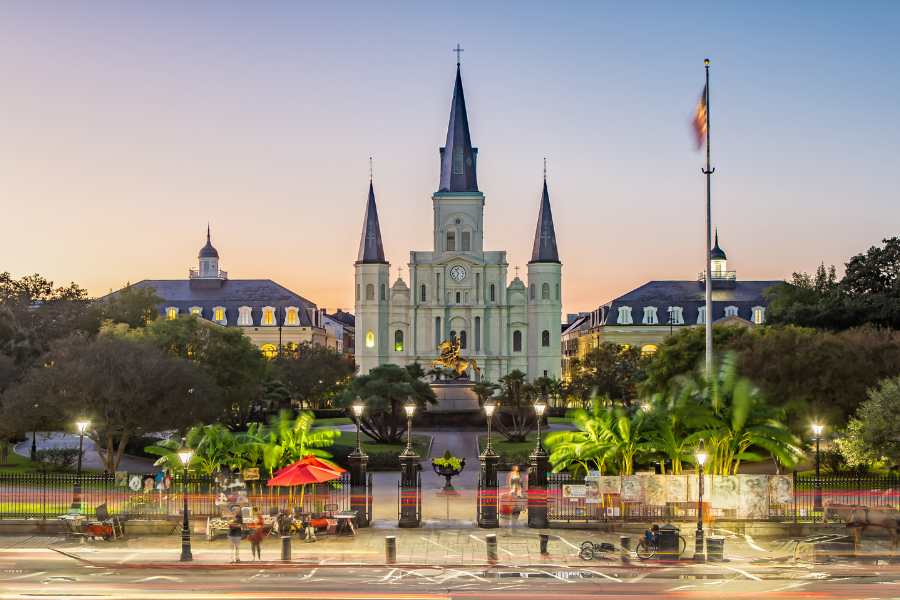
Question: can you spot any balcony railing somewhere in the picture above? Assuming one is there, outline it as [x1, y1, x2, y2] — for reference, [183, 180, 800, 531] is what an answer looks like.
[697, 270, 736, 283]
[189, 268, 228, 280]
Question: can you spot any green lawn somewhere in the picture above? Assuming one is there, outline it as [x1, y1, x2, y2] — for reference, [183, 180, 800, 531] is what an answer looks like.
[478, 434, 548, 466]
[330, 432, 432, 470]
[313, 417, 353, 427]
[0, 446, 38, 473]
[548, 416, 574, 425]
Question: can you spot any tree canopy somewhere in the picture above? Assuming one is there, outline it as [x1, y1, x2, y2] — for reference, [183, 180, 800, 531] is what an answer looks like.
[273, 342, 355, 410]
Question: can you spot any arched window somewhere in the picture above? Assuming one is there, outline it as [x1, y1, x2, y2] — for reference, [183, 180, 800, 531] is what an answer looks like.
[420, 284, 427, 302]
[455, 291, 461, 303]
[555, 283, 560, 301]
[752, 306, 766, 324]
[260, 344, 278, 360]
[190, 306, 202, 317]
[696, 306, 706, 325]
[450, 330, 457, 342]
[380, 284, 386, 300]
[642, 306, 659, 325]
[513, 330, 522, 352]
[262, 306, 276, 326]
[435, 317, 441, 347]
[285, 307, 299, 326]
[530, 284, 535, 300]
[166, 307, 178, 320]
[542, 330, 550, 347]
[667, 306, 684, 325]
[461, 231, 471, 251]
[394, 330, 404, 352]
[724, 305, 739, 318]
[616, 306, 633, 325]
[474, 316, 481, 351]
[641, 344, 658, 357]
[541, 282, 550, 300]
[490, 284, 496, 302]
[460, 330, 467, 349]
[446, 231, 456, 251]
[365, 331, 375, 348]
[365, 284, 374, 301]
[237, 306, 252, 326]
[213, 306, 226, 323]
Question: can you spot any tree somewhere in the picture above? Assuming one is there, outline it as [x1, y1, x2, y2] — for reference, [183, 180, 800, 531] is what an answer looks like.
[472, 380, 499, 406]
[568, 343, 648, 406]
[340, 363, 436, 444]
[2, 334, 217, 472]
[853, 376, 900, 467]
[493, 370, 535, 443]
[96, 284, 161, 329]
[274, 343, 355, 409]
[256, 410, 340, 474]
[123, 317, 267, 430]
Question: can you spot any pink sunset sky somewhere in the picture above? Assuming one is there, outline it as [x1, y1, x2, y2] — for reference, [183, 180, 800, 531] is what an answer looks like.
[2, 3, 899, 315]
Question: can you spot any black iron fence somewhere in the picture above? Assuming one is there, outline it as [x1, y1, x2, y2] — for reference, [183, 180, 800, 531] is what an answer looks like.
[0, 472, 351, 520]
[793, 473, 900, 520]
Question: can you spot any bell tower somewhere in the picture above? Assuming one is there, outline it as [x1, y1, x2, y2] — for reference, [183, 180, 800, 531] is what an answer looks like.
[354, 180, 390, 374]
[527, 172, 562, 380]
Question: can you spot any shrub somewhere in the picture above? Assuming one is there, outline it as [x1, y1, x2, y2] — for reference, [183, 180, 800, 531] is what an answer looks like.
[34, 448, 82, 472]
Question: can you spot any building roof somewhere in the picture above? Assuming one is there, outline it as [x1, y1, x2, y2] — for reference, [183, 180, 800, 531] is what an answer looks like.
[562, 313, 590, 337]
[115, 279, 318, 327]
[356, 181, 387, 264]
[198, 225, 219, 259]
[530, 178, 560, 264]
[438, 64, 478, 193]
[326, 309, 355, 328]
[602, 279, 782, 326]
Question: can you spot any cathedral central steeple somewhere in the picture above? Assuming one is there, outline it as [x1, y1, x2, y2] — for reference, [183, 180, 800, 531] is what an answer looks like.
[357, 180, 387, 264]
[438, 64, 478, 193]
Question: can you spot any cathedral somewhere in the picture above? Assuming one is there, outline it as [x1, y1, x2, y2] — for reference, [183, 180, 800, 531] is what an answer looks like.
[354, 63, 562, 383]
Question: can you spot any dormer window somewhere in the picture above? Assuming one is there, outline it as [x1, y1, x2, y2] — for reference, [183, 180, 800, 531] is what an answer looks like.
[166, 307, 178, 320]
[752, 306, 766, 324]
[697, 306, 706, 324]
[642, 306, 659, 325]
[285, 307, 299, 326]
[724, 305, 739, 318]
[616, 306, 633, 325]
[213, 306, 226, 323]
[190, 306, 202, 317]
[237, 306, 252, 326]
[667, 306, 684, 325]
[261, 307, 277, 326]
[446, 231, 456, 252]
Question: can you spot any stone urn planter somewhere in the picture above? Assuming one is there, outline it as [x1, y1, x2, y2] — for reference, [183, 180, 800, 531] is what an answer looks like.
[431, 452, 465, 494]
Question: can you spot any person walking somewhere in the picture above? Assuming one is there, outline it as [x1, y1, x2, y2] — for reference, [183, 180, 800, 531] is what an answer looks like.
[248, 514, 266, 561]
[227, 512, 243, 563]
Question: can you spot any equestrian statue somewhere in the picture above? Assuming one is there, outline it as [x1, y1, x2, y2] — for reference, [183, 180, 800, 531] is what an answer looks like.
[432, 338, 480, 380]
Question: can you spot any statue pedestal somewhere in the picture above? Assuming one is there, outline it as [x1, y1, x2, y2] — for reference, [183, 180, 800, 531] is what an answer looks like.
[430, 381, 480, 413]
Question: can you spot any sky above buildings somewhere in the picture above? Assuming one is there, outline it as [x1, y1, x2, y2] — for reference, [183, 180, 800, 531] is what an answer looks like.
[2, 2, 899, 315]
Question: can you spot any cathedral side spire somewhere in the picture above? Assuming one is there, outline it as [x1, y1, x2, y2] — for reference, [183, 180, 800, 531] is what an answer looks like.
[438, 62, 478, 193]
[357, 180, 387, 264]
[529, 176, 560, 264]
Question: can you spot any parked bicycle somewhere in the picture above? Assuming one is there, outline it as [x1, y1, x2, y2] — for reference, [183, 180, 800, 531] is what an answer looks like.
[634, 535, 687, 560]
[578, 540, 617, 561]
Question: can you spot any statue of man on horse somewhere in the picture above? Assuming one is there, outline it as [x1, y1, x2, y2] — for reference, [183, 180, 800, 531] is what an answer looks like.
[431, 337, 480, 380]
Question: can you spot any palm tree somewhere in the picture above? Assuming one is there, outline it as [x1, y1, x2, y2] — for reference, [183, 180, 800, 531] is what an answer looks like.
[494, 370, 536, 443]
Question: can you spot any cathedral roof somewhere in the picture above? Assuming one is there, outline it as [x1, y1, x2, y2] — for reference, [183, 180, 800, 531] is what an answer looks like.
[529, 178, 560, 264]
[438, 65, 478, 193]
[710, 229, 727, 260]
[357, 181, 387, 264]
[198, 225, 219, 259]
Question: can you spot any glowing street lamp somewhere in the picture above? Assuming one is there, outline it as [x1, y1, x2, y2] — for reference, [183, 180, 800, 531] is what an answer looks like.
[177, 443, 194, 562]
[533, 399, 547, 452]
[484, 401, 497, 454]
[694, 439, 707, 562]
[401, 402, 416, 457]
[352, 400, 365, 453]
[812, 422, 825, 513]
[70, 420, 90, 514]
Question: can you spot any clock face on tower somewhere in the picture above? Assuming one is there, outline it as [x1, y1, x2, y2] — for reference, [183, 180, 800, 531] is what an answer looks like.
[448, 265, 467, 282]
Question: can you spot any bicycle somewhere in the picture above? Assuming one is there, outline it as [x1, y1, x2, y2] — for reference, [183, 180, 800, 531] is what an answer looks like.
[578, 540, 616, 561]
[634, 535, 687, 560]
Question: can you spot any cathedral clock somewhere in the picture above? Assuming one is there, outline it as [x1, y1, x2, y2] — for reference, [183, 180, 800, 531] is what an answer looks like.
[448, 264, 467, 282]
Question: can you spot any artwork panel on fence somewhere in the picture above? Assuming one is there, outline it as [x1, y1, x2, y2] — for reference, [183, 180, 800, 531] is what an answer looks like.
[643, 475, 666, 506]
[621, 476, 643, 502]
[738, 475, 769, 520]
[769, 475, 793, 504]
[584, 476, 601, 504]
[711, 476, 740, 510]
[597, 476, 620, 496]
[665, 475, 688, 503]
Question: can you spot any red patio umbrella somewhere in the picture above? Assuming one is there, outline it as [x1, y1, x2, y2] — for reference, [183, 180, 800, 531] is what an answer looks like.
[266, 462, 342, 487]
[273, 455, 346, 478]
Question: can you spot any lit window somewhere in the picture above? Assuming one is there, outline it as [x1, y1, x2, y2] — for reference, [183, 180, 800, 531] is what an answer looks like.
[213, 306, 226, 323]
[189, 306, 202, 317]
[446, 231, 456, 252]
[513, 330, 522, 352]
[394, 330, 404, 352]
[166, 307, 178, 320]
[453, 147, 464, 175]
[285, 307, 299, 326]
[641, 344, 658, 357]
[616, 306, 633, 325]
[461, 231, 471, 251]
[260, 344, 278, 360]
[696, 306, 706, 325]
[642, 306, 659, 325]
[752, 306, 766, 324]
[541, 283, 550, 300]
[724, 305, 739, 318]
[667, 306, 684, 325]
[365, 284, 374, 301]
[238, 306, 252, 326]
[365, 331, 375, 348]
[542, 330, 550, 347]
[262, 307, 276, 326]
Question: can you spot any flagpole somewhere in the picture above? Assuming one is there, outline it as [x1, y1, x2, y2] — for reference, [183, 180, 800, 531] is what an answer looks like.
[702, 58, 715, 381]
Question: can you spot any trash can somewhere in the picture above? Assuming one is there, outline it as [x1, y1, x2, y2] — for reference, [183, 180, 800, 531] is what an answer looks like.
[706, 536, 725, 562]
[657, 524, 681, 558]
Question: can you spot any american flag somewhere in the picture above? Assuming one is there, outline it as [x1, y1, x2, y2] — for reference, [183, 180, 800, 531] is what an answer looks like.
[693, 84, 708, 150]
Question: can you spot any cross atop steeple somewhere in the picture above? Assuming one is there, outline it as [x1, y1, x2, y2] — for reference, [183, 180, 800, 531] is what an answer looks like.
[514, 265, 520, 278]
[369, 156, 373, 182]
[543, 157, 548, 181]
[453, 43, 464, 66]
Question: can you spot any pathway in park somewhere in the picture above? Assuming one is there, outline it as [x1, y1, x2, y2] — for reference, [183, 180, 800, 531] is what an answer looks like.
[14, 432, 156, 473]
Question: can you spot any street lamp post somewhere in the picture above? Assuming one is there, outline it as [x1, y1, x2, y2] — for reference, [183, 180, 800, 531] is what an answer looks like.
[349, 400, 370, 527]
[478, 401, 499, 528]
[812, 423, 824, 515]
[528, 399, 549, 529]
[30, 403, 39, 461]
[352, 401, 364, 453]
[694, 439, 707, 562]
[533, 399, 547, 453]
[177, 443, 194, 562]
[70, 420, 90, 514]
[398, 401, 420, 528]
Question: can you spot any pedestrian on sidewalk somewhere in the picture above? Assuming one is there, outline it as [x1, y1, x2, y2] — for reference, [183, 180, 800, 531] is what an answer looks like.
[248, 514, 266, 561]
[227, 512, 243, 563]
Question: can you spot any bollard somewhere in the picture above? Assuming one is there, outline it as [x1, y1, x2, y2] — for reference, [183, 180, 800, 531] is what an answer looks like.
[280, 536, 291, 561]
[486, 534, 498, 564]
[385, 536, 397, 564]
[539, 534, 550, 556]
[619, 535, 631, 564]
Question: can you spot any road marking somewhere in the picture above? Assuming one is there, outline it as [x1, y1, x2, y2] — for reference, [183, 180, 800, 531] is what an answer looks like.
[135, 575, 183, 583]
[668, 584, 697, 591]
[743, 533, 768, 553]
[297, 568, 318, 580]
[533, 569, 573, 583]
[770, 582, 811, 593]
[581, 568, 622, 582]
[443, 568, 487, 582]
[467, 533, 516, 557]
[3, 571, 46, 581]
[724, 566, 762, 581]
[117, 552, 138, 564]
[420, 536, 457, 553]
[380, 568, 398, 581]
[555, 535, 580, 551]
[628, 572, 651, 584]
